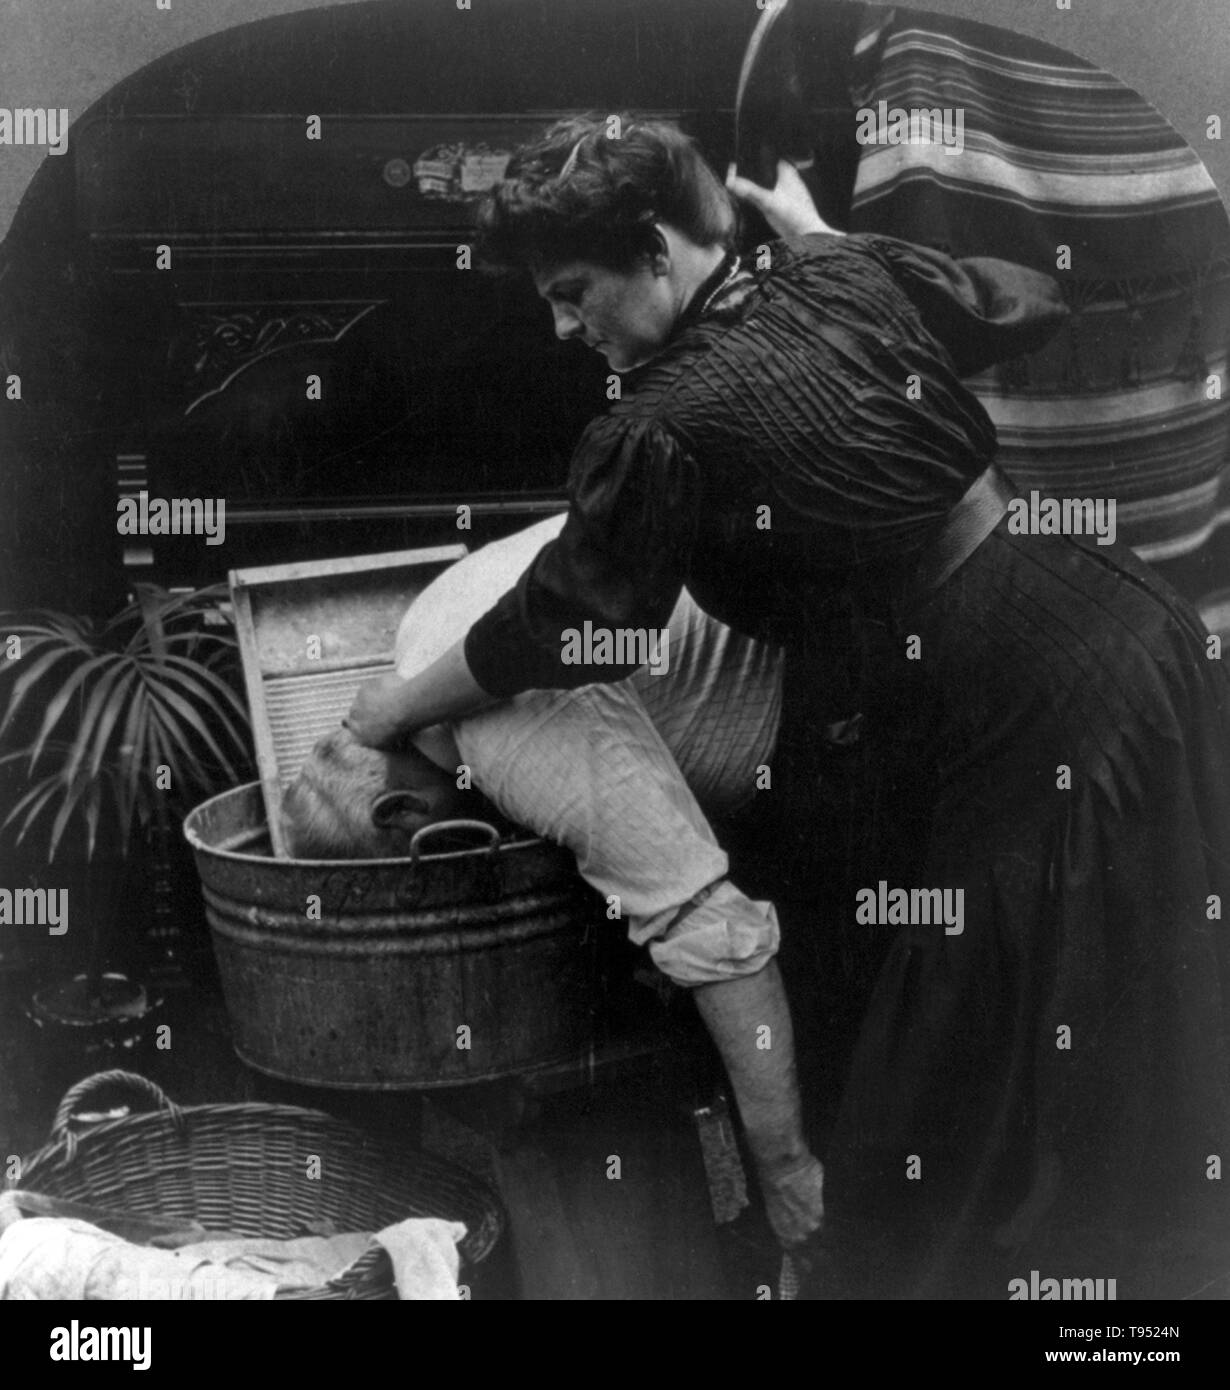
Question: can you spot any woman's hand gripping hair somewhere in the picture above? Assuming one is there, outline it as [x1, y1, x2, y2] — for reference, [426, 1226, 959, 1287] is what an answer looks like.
[725, 159, 845, 242]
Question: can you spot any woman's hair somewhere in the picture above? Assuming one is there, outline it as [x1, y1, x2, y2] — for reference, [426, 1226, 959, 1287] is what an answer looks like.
[476, 114, 737, 272]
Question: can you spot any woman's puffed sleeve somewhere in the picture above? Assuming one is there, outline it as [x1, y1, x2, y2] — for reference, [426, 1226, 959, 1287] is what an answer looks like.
[815, 232, 1070, 377]
[464, 413, 698, 699]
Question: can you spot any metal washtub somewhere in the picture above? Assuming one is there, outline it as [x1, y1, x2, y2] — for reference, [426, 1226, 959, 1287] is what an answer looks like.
[184, 783, 601, 1090]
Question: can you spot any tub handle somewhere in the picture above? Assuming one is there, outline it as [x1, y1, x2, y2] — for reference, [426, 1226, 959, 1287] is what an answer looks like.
[408, 819, 501, 862]
[50, 1070, 184, 1142]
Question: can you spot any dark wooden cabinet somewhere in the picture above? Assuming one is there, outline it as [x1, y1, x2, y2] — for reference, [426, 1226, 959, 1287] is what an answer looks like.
[0, 0, 861, 607]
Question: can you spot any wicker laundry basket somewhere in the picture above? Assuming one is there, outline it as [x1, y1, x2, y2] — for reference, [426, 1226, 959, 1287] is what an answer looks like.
[10, 1070, 504, 1299]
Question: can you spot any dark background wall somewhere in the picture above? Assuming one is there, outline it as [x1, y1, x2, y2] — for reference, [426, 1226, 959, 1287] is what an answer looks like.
[0, 0, 1225, 617]
[1, 0, 1227, 240]
[0, 0, 344, 239]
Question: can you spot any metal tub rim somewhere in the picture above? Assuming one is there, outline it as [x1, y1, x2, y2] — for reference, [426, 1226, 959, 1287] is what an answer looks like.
[183, 779, 551, 868]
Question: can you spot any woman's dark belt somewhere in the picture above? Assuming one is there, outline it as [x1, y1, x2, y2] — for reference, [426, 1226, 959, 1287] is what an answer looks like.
[913, 462, 1015, 594]
[806, 465, 1014, 751]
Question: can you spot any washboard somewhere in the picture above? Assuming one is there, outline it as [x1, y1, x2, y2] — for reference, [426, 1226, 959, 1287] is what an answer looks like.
[229, 545, 467, 857]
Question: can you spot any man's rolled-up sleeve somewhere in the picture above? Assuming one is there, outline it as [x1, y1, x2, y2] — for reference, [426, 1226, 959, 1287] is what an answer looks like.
[464, 412, 698, 699]
[644, 881, 781, 988]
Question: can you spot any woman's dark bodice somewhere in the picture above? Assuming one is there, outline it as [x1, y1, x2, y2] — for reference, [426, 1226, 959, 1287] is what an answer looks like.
[464, 232, 1068, 697]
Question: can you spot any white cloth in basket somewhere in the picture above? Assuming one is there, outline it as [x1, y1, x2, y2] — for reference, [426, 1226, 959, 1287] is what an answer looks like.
[0, 1204, 467, 1300]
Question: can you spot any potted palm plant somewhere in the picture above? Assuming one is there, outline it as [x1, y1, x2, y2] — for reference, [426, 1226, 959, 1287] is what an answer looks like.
[0, 583, 252, 1035]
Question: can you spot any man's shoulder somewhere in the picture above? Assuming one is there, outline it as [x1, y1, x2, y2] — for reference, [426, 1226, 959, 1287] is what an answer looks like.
[394, 514, 567, 676]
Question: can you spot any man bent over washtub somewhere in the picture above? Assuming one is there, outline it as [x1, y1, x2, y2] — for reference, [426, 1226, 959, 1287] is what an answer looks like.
[281, 514, 825, 1257]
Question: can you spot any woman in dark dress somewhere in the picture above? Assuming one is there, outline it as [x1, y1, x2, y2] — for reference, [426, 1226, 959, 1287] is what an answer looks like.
[349, 117, 1230, 1298]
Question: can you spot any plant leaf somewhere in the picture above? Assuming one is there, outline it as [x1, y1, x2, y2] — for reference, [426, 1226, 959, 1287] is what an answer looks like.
[44, 764, 112, 863]
[46, 769, 86, 863]
[149, 659, 252, 763]
[28, 653, 120, 769]
[0, 645, 89, 739]
[161, 654, 251, 729]
[83, 774, 103, 860]
[3, 772, 68, 848]
[143, 677, 246, 784]
[115, 684, 150, 838]
[85, 661, 142, 781]
[0, 612, 95, 647]
[143, 706, 225, 800]
[62, 657, 134, 788]
[134, 585, 170, 663]
[160, 631, 239, 658]
[0, 587, 248, 860]
[141, 709, 213, 791]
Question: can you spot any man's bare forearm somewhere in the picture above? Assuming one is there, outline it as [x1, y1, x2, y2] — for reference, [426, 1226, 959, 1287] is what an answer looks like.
[693, 960, 825, 1244]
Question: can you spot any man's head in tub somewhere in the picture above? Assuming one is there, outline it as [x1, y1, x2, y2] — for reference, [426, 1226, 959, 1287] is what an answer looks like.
[281, 726, 480, 858]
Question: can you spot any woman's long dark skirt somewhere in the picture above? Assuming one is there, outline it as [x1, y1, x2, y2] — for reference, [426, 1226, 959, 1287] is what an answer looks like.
[771, 524, 1230, 1299]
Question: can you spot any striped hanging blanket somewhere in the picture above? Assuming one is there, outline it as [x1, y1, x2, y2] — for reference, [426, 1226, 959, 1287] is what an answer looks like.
[844, 5, 1230, 564]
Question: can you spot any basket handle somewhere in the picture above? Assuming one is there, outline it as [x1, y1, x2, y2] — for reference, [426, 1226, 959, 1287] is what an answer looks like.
[51, 1070, 183, 1140]
[408, 819, 500, 863]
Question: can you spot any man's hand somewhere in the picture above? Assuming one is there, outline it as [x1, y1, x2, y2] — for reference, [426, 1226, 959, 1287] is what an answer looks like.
[760, 1152, 825, 1249]
[345, 672, 415, 749]
[726, 159, 844, 241]
[692, 961, 825, 1251]
[346, 640, 496, 748]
